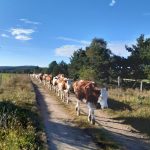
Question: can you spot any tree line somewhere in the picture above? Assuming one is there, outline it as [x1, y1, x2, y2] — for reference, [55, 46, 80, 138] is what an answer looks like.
[1, 34, 150, 84]
[47, 34, 150, 84]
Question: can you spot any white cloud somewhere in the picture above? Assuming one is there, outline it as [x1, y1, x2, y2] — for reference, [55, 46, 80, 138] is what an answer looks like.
[55, 45, 83, 57]
[108, 41, 134, 57]
[1, 33, 9, 38]
[10, 28, 34, 35]
[109, 0, 116, 7]
[20, 18, 40, 25]
[10, 28, 35, 41]
[57, 36, 90, 45]
[56, 37, 90, 57]
[15, 35, 32, 41]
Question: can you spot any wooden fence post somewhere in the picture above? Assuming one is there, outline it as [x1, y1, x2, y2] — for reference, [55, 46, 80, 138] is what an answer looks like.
[118, 76, 121, 88]
[140, 81, 143, 92]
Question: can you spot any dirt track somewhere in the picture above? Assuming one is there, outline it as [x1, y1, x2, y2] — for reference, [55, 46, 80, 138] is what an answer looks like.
[69, 95, 150, 150]
[33, 81, 98, 150]
[33, 80, 150, 150]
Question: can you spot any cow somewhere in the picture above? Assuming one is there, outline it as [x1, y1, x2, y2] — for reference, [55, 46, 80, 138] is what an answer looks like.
[44, 74, 53, 90]
[35, 73, 43, 83]
[57, 77, 73, 103]
[42, 74, 48, 85]
[52, 74, 65, 93]
[73, 80, 101, 125]
[97, 87, 108, 109]
[52, 76, 58, 92]
[57, 77, 66, 99]
[63, 78, 73, 103]
[30, 73, 36, 79]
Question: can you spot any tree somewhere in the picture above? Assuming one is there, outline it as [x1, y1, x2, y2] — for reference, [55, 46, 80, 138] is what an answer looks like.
[59, 61, 68, 76]
[86, 38, 111, 83]
[48, 61, 58, 73]
[79, 67, 96, 81]
[126, 34, 150, 79]
[110, 55, 129, 79]
[52, 65, 60, 76]
[69, 48, 88, 79]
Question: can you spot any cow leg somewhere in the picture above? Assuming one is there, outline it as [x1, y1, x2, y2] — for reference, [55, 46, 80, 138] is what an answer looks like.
[50, 84, 52, 91]
[88, 109, 91, 122]
[54, 86, 56, 92]
[91, 108, 95, 125]
[55, 86, 57, 93]
[61, 90, 63, 100]
[64, 90, 69, 104]
[88, 102, 95, 125]
[63, 91, 65, 102]
[47, 82, 50, 89]
[56, 86, 58, 94]
[56, 89, 60, 96]
[75, 100, 80, 116]
[66, 91, 69, 104]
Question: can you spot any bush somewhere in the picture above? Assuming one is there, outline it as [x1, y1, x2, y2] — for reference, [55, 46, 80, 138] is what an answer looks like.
[79, 67, 97, 81]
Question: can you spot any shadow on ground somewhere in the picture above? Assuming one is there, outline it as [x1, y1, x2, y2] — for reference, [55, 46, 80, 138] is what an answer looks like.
[114, 116, 150, 137]
[108, 98, 150, 138]
[108, 98, 132, 111]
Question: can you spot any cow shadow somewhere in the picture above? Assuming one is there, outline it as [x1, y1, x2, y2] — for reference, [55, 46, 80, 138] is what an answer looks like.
[107, 98, 150, 138]
[108, 98, 132, 111]
[114, 116, 150, 137]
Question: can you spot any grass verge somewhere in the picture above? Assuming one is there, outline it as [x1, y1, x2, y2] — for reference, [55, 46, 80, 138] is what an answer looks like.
[0, 74, 47, 150]
[107, 87, 150, 137]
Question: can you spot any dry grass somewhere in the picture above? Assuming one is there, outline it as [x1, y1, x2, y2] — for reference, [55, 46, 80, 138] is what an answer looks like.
[107, 87, 150, 137]
[0, 74, 46, 150]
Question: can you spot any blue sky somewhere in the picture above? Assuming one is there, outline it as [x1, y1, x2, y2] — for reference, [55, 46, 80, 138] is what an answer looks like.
[0, 0, 150, 67]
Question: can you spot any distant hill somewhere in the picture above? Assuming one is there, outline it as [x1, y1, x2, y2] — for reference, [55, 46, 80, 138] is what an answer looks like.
[0, 66, 39, 73]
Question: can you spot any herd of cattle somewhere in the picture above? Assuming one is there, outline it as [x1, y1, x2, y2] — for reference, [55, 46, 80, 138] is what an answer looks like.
[30, 73, 108, 125]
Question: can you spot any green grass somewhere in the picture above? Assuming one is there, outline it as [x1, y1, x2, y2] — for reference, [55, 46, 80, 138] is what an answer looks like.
[107, 87, 150, 137]
[0, 74, 46, 150]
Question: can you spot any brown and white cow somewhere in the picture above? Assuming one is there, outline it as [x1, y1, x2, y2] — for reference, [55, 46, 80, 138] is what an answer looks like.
[57, 77, 73, 103]
[42, 74, 48, 85]
[45, 74, 53, 90]
[37, 73, 43, 83]
[52, 76, 58, 92]
[52, 74, 65, 93]
[73, 80, 100, 125]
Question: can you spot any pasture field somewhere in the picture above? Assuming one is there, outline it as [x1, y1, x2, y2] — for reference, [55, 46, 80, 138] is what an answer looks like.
[108, 87, 150, 137]
[0, 74, 46, 150]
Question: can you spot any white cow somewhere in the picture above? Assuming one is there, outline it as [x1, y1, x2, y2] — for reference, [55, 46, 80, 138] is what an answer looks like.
[63, 78, 73, 103]
[98, 87, 108, 109]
